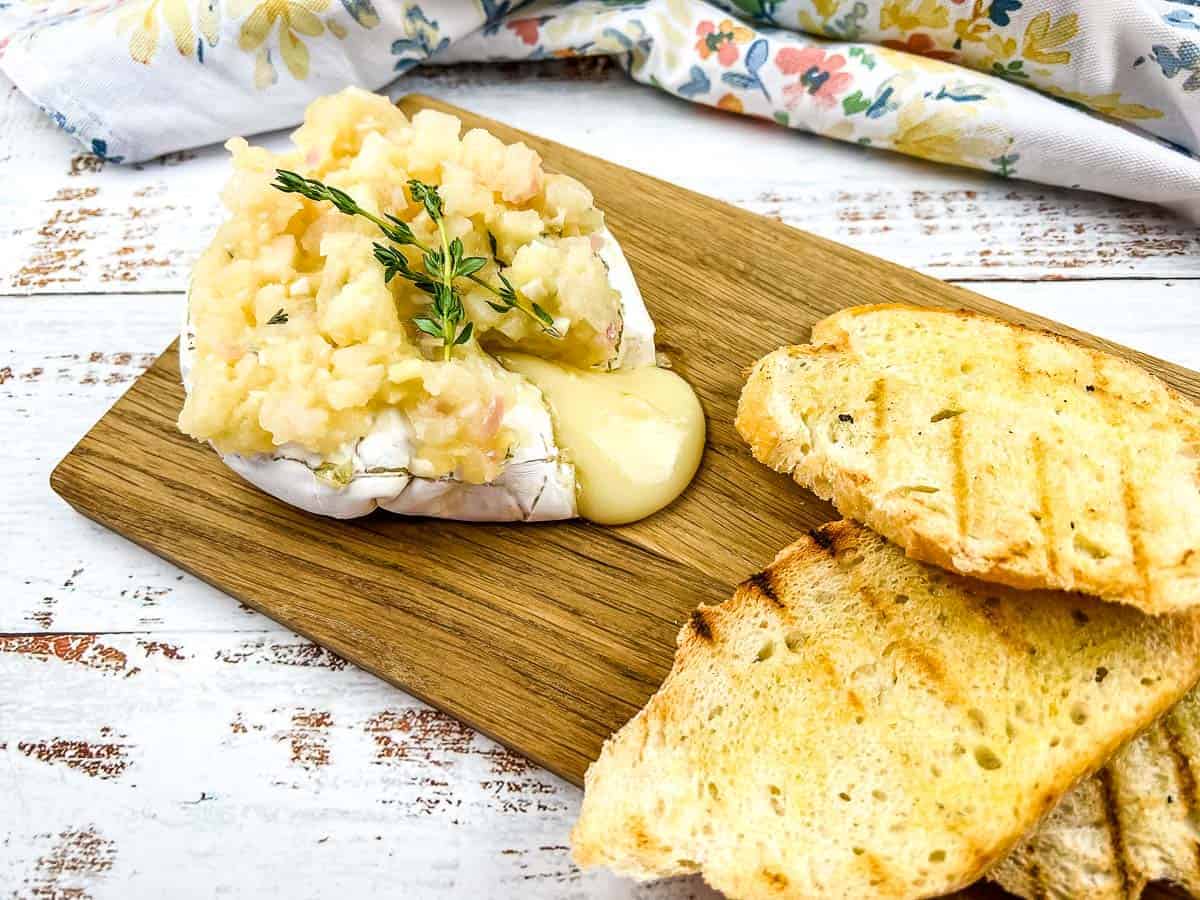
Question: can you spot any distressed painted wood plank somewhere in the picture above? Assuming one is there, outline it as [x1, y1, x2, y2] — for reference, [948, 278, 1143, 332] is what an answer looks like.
[0, 291, 243, 635]
[0, 630, 720, 899]
[2, 64, 1198, 294]
[968, 279, 1200, 372]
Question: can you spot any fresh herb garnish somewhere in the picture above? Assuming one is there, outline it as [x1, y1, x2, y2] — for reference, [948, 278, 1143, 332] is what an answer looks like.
[271, 169, 417, 245]
[483, 269, 560, 336]
[271, 169, 561, 360]
[266, 308, 289, 325]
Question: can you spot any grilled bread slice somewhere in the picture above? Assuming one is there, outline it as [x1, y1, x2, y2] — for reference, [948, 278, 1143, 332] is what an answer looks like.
[736, 304, 1200, 615]
[991, 685, 1200, 899]
[571, 521, 1200, 900]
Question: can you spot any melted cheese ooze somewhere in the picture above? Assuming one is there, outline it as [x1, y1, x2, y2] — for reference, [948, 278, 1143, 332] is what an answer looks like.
[498, 354, 705, 525]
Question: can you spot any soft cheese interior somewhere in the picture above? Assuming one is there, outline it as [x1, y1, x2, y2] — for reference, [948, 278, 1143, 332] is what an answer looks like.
[178, 88, 659, 522]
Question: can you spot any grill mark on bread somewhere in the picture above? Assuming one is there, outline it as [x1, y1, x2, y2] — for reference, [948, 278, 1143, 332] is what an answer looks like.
[690, 609, 714, 642]
[1016, 329, 1061, 581]
[1012, 334, 1040, 575]
[1094, 365, 1150, 599]
[871, 377, 888, 484]
[745, 570, 783, 608]
[1120, 458, 1149, 602]
[887, 638, 959, 706]
[1161, 713, 1200, 876]
[862, 851, 901, 893]
[822, 520, 865, 558]
[759, 867, 789, 891]
[809, 526, 836, 554]
[1096, 766, 1131, 895]
[851, 569, 964, 707]
[950, 397, 969, 545]
[740, 306, 1200, 614]
[1029, 434, 1059, 580]
[1027, 860, 1048, 900]
[969, 593, 1038, 658]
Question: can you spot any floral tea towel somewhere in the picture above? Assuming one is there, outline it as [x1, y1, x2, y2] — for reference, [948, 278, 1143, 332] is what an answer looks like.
[2, 0, 1199, 219]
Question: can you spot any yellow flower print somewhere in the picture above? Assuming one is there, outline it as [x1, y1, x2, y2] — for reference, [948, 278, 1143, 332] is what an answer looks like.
[1022, 12, 1077, 66]
[1044, 87, 1164, 121]
[797, 0, 841, 33]
[797, 11, 824, 34]
[953, 18, 988, 45]
[890, 97, 1006, 168]
[951, 0, 990, 45]
[880, 0, 948, 32]
[237, 0, 330, 82]
[118, 0, 218, 64]
[326, 16, 347, 39]
[963, 31, 1016, 70]
[654, 0, 694, 70]
[875, 45, 958, 76]
[984, 33, 1016, 62]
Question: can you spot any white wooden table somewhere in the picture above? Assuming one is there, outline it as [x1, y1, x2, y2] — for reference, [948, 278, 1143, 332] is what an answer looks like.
[1, 58, 1197, 899]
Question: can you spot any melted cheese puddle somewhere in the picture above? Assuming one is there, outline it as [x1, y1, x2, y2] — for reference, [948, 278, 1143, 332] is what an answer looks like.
[498, 354, 705, 525]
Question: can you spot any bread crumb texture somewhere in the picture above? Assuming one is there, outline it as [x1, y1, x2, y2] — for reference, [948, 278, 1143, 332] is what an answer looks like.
[736, 304, 1200, 614]
[571, 521, 1200, 900]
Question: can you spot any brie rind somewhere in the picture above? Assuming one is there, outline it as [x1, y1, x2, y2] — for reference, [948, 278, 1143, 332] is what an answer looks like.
[181, 227, 653, 521]
[599, 230, 655, 370]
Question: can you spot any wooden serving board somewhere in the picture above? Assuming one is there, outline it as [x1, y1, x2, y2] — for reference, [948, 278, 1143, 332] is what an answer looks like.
[52, 95, 1200, 800]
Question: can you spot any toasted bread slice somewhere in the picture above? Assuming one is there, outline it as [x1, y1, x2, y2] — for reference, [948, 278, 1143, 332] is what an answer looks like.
[736, 304, 1200, 615]
[571, 521, 1200, 900]
[991, 686, 1200, 899]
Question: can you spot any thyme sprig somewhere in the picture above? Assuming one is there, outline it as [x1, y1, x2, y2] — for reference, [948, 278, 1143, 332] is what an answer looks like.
[271, 169, 419, 246]
[271, 169, 561, 358]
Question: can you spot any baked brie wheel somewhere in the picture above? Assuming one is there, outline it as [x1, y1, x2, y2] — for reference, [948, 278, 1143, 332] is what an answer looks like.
[177, 88, 691, 524]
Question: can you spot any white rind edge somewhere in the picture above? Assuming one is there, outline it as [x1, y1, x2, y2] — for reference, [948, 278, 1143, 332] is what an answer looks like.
[180, 226, 653, 521]
[599, 227, 655, 370]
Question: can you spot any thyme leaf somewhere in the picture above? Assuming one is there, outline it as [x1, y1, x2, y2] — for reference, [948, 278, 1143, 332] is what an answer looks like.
[272, 169, 562, 357]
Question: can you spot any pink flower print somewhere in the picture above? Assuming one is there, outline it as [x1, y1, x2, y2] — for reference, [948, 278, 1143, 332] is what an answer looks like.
[506, 17, 544, 46]
[695, 18, 754, 67]
[776, 46, 854, 108]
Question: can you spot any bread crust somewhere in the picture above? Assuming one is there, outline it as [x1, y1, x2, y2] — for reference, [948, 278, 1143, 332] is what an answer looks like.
[571, 521, 1200, 899]
[736, 304, 1200, 614]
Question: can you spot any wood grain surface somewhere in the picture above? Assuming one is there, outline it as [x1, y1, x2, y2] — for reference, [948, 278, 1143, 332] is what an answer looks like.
[48, 94, 1200, 799]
